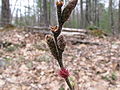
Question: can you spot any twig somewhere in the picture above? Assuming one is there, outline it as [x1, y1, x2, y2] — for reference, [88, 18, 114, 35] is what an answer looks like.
[46, 0, 78, 90]
[53, 34, 73, 90]
[65, 78, 74, 90]
[70, 39, 102, 45]
[53, 36, 64, 68]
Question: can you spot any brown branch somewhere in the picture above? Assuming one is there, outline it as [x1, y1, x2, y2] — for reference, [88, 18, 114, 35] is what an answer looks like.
[53, 33, 74, 90]
[70, 39, 102, 45]
[54, 36, 64, 68]
[65, 78, 74, 90]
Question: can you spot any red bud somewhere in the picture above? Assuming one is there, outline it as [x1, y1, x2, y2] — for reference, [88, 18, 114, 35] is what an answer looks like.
[58, 68, 69, 79]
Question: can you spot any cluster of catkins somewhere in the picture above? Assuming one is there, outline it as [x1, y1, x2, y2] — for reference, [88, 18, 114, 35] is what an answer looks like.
[45, 35, 66, 60]
[45, 34, 69, 78]
[45, 0, 78, 90]
[45, 0, 78, 82]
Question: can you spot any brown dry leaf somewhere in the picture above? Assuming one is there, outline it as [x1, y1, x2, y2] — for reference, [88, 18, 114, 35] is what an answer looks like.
[0, 30, 120, 89]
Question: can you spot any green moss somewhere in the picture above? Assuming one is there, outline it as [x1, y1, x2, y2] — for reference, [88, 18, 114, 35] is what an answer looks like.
[111, 72, 117, 80]
[4, 57, 12, 62]
[102, 75, 110, 81]
[90, 30, 107, 37]
[59, 87, 65, 90]
[5, 45, 18, 52]
[87, 25, 99, 30]
[102, 72, 117, 81]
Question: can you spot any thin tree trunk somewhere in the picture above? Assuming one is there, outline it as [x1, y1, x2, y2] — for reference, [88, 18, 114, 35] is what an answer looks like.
[118, 0, 120, 33]
[80, 0, 84, 28]
[19, 1, 22, 26]
[109, 0, 114, 34]
[39, 0, 42, 26]
[43, 0, 49, 27]
[48, 0, 51, 25]
[15, 9, 19, 25]
[94, 0, 97, 25]
[97, 6, 100, 27]
[33, 0, 36, 25]
[94, 0, 99, 27]
[72, 10, 76, 28]
[50, 0, 57, 25]
[1, 0, 11, 27]
[88, 0, 92, 23]
[76, 7, 79, 28]
[85, 0, 89, 27]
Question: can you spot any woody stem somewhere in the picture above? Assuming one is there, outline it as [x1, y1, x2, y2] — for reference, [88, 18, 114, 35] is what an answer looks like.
[53, 35, 63, 68]
[53, 35, 73, 90]
[65, 78, 74, 90]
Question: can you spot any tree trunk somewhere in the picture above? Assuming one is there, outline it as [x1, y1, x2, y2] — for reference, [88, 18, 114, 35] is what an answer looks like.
[15, 9, 19, 25]
[85, 0, 89, 27]
[43, 0, 49, 27]
[48, 0, 51, 25]
[97, 6, 100, 27]
[94, 0, 97, 25]
[88, 0, 92, 23]
[118, 0, 120, 33]
[94, 0, 99, 27]
[85, 0, 92, 27]
[109, 0, 114, 34]
[1, 0, 11, 27]
[80, 0, 84, 28]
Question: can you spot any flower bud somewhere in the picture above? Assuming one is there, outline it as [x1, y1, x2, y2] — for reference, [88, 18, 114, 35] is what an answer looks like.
[58, 68, 70, 79]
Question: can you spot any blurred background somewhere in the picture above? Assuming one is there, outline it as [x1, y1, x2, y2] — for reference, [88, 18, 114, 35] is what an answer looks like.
[0, 0, 120, 34]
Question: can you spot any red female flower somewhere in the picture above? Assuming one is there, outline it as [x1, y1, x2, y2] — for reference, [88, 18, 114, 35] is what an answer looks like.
[58, 68, 70, 79]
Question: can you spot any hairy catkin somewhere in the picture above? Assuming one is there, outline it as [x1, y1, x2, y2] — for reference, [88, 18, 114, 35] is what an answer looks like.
[57, 35, 66, 52]
[45, 35, 58, 59]
[61, 0, 78, 25]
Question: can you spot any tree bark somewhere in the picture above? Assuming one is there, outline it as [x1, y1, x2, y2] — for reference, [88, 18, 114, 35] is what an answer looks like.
[88, 0, 92, 23]
[1, 0, 11, 27]
[85, 0, 89, 27]
[70, 39, 102, 45]
[94, 0, 97, 25]
[80, 0, 84, 28]
[118, 0, 120, 33]
[43, 0, 49, 27]
[85, 0, 92, 27]
[94, 0, 99, 27]
[48, 0, 51, 25]
[109, 0, 114, 34]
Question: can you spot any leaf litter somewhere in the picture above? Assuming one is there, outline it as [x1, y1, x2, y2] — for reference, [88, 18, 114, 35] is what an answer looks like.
[0, 29, 120, 90]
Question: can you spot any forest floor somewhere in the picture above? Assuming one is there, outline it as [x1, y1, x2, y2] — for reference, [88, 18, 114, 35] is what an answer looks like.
[0, 29, 120, 90]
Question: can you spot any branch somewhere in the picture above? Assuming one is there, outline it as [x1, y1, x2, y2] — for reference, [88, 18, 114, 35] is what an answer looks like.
[46, 0, 78, 90]
[70, 39, 102, 45]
